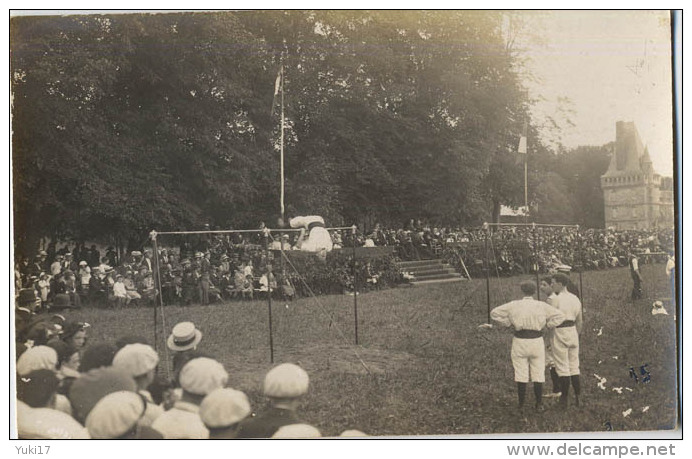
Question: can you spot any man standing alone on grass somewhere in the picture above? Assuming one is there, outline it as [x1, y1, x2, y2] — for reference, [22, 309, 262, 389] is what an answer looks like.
[491, 281, 565, 413]
[551, 273, 584, 408]
[629, 250, 643, 300]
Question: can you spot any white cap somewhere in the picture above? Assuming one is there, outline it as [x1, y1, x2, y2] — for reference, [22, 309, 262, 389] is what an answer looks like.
[112, 344, 159, 377]
[179, 357, 228, 395]
[263, 363, 309, 398]
[272, 423, 321, 438]
[200, 388, 251, 428]
[85, 391, 145, 439]
[17, 346, 58, 376]
[340, 429, 368, 437]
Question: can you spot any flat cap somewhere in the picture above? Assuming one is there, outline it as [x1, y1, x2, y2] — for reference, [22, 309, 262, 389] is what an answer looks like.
[113, 344, 160, 377]
[16, 346, 58, 376]
[179, 357, 228, 396]
[199, 388, 251, 428]
[263, 363, 309, 398]
[272, 423, 321, 438]
[86, 391, 146, 439]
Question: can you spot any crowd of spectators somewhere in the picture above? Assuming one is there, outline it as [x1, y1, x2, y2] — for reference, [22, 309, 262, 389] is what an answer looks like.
[15, 315, 360, 439]
[350, 220, 674, 277]
[14, 222, 674, 312]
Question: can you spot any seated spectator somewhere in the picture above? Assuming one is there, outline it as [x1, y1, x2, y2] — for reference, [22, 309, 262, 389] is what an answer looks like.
[112, 274, 128, 306]
[88, 267, 108, 306]
[123, 272, 142, 305]
[236, 363, 310, 438]
[151, 357, 229, 439]
[200, 388, 252, 439]
[16, 369, 90, 439]
[61, 321, 89, 351]
[137, 267, 157, 304]
[259, 266, 278, 295]
[50, 255, 63, 277]
[281, 276, 296, 302]
[37, 273, 50, 306]
[78, 261, 91, 293]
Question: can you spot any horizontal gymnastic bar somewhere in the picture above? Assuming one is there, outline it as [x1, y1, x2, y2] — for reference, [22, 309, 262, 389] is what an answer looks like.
[150, 226, 358, 236]
[483, 222, 580, 228]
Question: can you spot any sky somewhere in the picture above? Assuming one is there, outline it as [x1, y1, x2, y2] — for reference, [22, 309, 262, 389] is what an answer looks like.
[518, 10, 676, 176]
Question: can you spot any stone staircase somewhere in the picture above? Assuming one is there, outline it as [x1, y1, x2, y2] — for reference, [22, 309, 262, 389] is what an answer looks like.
[396, 259, 466, 285]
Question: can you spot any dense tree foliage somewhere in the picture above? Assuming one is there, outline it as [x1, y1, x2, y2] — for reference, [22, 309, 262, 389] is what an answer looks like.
[12, 11, 604, 254]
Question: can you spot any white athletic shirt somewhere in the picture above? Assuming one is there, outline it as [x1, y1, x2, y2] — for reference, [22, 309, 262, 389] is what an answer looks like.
[491, 297, 565, 332]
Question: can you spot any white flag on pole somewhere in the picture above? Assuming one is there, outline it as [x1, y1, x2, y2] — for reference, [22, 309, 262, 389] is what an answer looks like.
[518, 121, 527, 154]
[274, 66, 282, 96]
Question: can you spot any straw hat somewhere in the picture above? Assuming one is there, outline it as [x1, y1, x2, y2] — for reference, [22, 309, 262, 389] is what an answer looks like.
[166, 322, 202, 352]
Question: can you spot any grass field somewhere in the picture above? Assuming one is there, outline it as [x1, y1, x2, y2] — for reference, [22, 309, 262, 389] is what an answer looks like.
[63, 263, 678, 437]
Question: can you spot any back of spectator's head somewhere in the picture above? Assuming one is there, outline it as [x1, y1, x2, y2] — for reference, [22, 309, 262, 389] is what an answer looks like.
[552, 273, 570, 288]
[85, 391, 146, 439]
[112, 344, 159, 378]
[263, 363, 309, 399]
[47, 340, 79, 369]
[115, 335, 150, 350]
[340, 429, 368, 437]
[17, 345, 58, 376]
[147, 375, 173, 406]
[200, 388, 251, 437]
[68, 367, 137, 424]
[179, 357, 228, 396]
[17, 369, 59, 407]
[519, 281, 536, 296]
[80, 343, 118, 372]
[272, 423, 321, 438]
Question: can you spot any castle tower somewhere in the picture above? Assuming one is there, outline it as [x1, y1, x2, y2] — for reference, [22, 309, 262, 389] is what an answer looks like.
[600, 121, 673, 230]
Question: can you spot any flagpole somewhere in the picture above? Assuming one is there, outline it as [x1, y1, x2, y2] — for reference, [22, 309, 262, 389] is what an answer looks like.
[280, 66, 285, 223]
[524, 153, 528, 225]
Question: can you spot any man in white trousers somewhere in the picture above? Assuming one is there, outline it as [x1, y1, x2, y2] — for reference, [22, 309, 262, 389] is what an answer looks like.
[491, 281, 565, 412]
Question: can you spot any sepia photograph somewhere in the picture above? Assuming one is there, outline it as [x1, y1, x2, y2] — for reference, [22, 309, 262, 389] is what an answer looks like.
[9, 8, 680, 446]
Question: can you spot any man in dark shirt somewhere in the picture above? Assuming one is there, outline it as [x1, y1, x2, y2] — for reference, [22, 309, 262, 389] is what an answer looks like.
[236, 363, 310, 438]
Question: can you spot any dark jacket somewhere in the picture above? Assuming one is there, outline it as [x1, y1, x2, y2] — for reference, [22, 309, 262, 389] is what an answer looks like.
[235, 406, 299, 439]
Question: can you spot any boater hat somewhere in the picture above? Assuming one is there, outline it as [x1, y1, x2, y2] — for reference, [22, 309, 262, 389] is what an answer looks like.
[166, 322, 203, 352]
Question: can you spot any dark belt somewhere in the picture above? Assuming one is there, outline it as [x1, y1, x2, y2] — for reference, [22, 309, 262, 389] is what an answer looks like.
[308, 221, 325, 231]
[557, 320, 576, 328]
[514, 329, 543, 339]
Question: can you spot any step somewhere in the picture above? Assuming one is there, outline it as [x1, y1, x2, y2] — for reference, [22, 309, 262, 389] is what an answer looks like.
[404, 267, 458, 276]
[408, 272, 464, 282]
[397, 260, 444, 268]
[411, 277, 466, 285]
